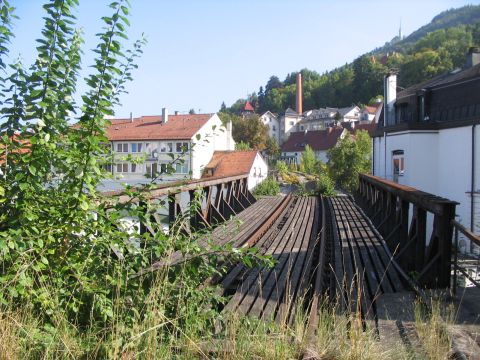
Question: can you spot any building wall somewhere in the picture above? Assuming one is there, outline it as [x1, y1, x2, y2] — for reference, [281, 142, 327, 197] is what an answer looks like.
[373, 125, 480, 253]
[281, 114, 302, 143]
[248, 153, 269, 190]
[111, 140, 192, 181]
[191, 114, 235, 179]
[260, 112, 280, 143]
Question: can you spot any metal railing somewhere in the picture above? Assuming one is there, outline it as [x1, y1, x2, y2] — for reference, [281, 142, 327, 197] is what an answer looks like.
[452, 219, 480, 294]
[103, 173, 256, 232]
[355, 174, 458, 289]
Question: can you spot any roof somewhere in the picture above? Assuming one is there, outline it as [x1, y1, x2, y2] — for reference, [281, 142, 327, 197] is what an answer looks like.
[203, 150, 258, 177]
[397, 62, 480, 100]
[363, 105, 378, 114]
[244, 101, 254, 112]
[285, 107, 299, 116]
[106, 114, 214, 141]
[352, 122, 377, 136]
[281, 128, 345, 152]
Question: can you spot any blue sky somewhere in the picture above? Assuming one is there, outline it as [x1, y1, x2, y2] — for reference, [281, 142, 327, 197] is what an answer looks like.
[10, 0, 478, 117]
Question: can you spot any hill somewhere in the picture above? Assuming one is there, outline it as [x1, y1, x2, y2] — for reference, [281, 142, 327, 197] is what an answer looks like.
[224, 5, 480, 115]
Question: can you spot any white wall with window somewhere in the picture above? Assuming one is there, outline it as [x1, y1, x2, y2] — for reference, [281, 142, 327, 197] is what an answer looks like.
[191, 114, 235, 179]
[248, 152, 269, 190]
[373, 126, 480, 254]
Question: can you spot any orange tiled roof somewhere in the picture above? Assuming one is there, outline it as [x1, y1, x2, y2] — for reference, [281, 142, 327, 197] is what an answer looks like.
[363, 105, 378, 114]
[203, 150, 257, 177]
[106, 114, 214, 141]
[244, 101, 254, 112]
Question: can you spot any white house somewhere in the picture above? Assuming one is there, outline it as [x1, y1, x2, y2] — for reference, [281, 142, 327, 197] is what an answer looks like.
[105, 109, 235, 182]
[202, 150, 268, 190]
[372, 48, 480, 254]
[260, 111, 280, 143]
[279, 108, 303, 144]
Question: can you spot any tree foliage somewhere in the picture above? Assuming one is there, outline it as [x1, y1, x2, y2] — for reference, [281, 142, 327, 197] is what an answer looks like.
[0, 2, 268, 356]
[327, 130, 372, 192]
[218, 112, 268, 150]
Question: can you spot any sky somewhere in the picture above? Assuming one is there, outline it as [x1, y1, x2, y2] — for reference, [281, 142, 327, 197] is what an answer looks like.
[10, 0, 478, 117]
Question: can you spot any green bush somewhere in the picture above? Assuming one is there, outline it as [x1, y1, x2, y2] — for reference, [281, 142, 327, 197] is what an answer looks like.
[253, 177, 280, 196]
[316, 173, 336, 196]
[275, 160, 288, 175]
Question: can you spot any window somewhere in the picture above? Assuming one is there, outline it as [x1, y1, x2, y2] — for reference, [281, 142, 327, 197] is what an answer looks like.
[159, 142, 173, 153]
[392, 150, 405, 183]
[176, 142, 189, 153]
[131, 163, 142, 173]
[175, 161, 189, 174]
[101, 164, 112, 173]
[116, 163, 129, 173]
[131, 143, 143, 153]
[116, 143, 128, 153]
[289, 121, 294, 126]
[145, 163, 158, 177]
[272, 125, 276, 131]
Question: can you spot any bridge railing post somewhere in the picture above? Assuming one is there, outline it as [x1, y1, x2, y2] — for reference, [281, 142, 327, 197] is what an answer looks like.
[355, 173, 458, 289]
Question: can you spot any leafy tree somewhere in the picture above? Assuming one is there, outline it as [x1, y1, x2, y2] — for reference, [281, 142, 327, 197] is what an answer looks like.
[189, 108, 196, 114]
[300, 145, 317, 175]
[265, 136, 280, 157]
[220, 101, 227, 112]
[327, 130, 372, 192]
[0, 2, 268, 356]
[265, 75, 282, 93]
[231, 115, 268, 149]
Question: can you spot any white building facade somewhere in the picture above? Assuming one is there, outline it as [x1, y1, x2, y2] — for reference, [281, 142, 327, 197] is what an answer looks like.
[373, 56, 480, 253]
[107, 111, 235, 182]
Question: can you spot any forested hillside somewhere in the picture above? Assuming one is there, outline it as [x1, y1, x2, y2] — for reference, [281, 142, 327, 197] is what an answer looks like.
[224, 5, 480, 115]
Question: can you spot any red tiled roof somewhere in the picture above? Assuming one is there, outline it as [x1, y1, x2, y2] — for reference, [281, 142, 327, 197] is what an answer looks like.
[281, 128, 345, 152]
[106, 114, 214, 141]
[0, 134, 30, 165]
[203, 150, 257, 178]
[244, 101, 254, 112]
[363, 105, 378, 114]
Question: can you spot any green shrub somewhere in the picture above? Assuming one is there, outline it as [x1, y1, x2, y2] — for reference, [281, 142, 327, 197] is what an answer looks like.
[316, 173, 336, 196]
[253, 177, 280, 196]
[275, 160, 288, 175]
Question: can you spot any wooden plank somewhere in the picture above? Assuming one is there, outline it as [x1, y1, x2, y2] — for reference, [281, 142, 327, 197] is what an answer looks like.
[259, 197, 315, 320]
[348, 198, 405, 293]
[235, 197, 309, 316]
[337, 198, 380, 309]
[335, 197, 375, 324]
[277, 197, 320, 324]
[223, 197, 305, 314]
[330, 197, 358, 316]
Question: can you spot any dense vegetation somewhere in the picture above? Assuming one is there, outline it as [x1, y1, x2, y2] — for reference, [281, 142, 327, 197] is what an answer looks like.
[0, 1, 267, 357]
[223, 5, 480, 114]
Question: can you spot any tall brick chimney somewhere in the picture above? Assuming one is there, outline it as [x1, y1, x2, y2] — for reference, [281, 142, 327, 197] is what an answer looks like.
[296, 73, 303, 115]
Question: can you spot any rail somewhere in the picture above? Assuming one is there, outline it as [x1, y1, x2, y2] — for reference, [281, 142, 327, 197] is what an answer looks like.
[451, 219, 480, 294]
[103, 173, 256, 232]
[355, 174, 458, 288]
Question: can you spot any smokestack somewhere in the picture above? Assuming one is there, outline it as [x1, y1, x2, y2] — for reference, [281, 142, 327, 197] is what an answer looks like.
[162, 107, 168, 123]
[226, 120, 233, 150]
[466, 47, 480, 68]
[384, 73, 397, 126]
[296, 73, 303, 115]
[129, 112, 133, 122]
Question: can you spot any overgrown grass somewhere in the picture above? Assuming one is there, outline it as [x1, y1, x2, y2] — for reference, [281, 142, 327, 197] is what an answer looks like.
[0, 287, 459, 359]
